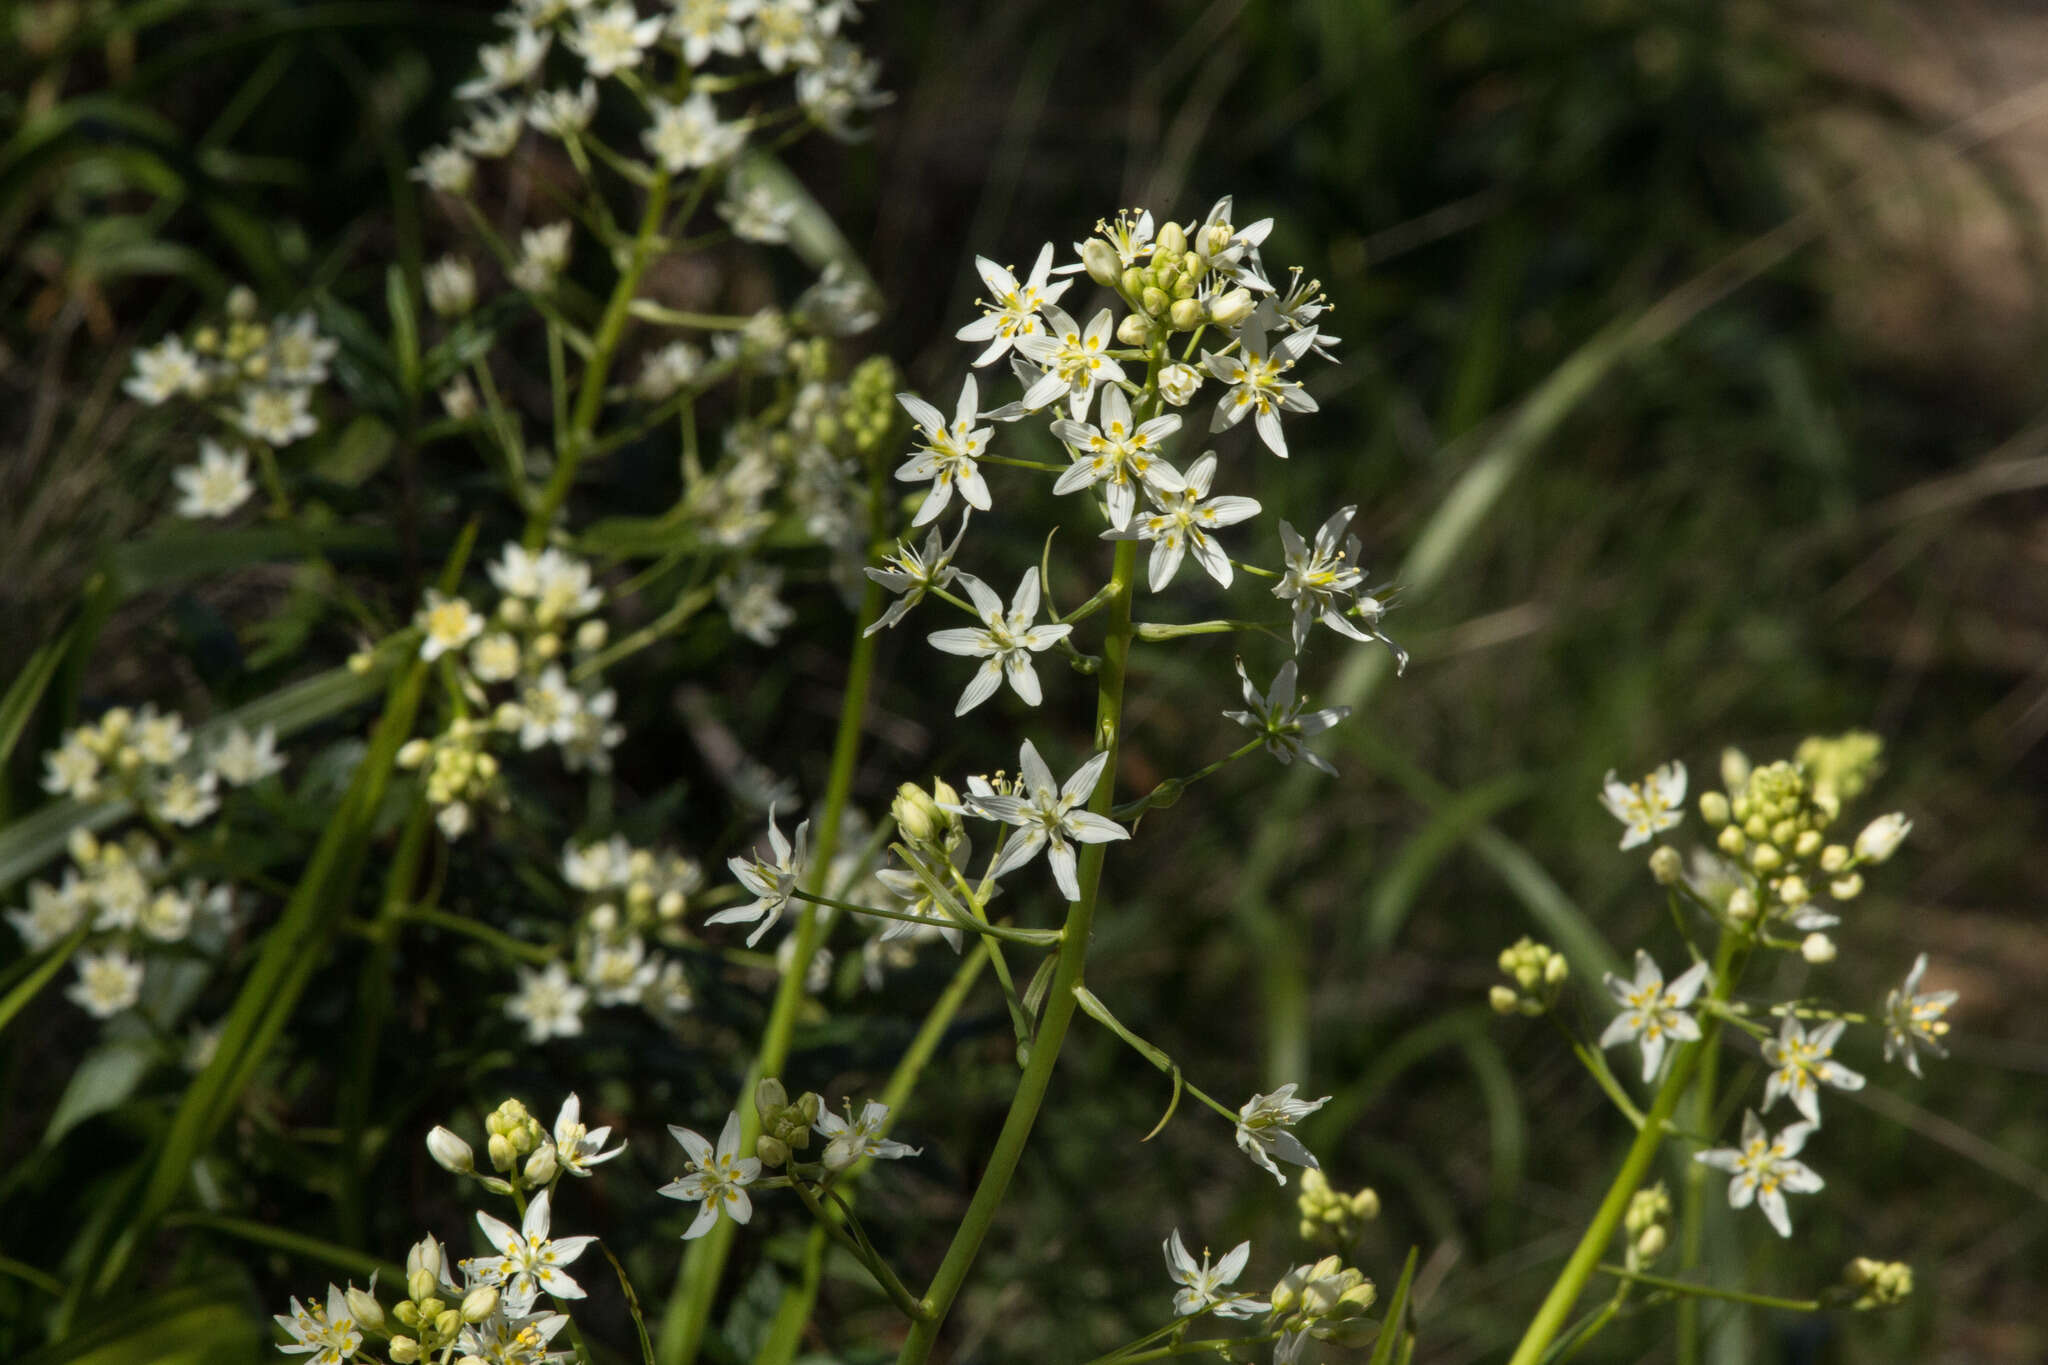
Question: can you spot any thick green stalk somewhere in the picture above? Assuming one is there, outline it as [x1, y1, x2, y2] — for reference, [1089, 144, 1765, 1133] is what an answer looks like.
[1506, 933, 1740, 1365]
[894, 536, 1141, 1365]
[1674, 988, 1727, 1365]
[657, 578, 884, 1364]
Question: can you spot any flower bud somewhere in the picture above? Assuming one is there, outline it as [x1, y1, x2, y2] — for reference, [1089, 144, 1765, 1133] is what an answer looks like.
[1636, 1223, 1667, 1261]
[1698, 791, 1730, 826]
[1169, 297, 1206, 331]
[394, 1301, 421, 1328]
[440, 377, 478, 421]
[1488, 985, 1519, 1015]
[1157, 364, 1201, 406]
[1141, 285, 1170, 317]
[461, 1286, 499, 1323]
[1648, 846, 1683, 885]
[389, 1336, 421, 1364]
[435, 1309, 463, 1339]
[575, 619, 608, 652]
[1120, 266, 1146, 297]
[1829, 873, 1863, 901]
[1081, 238, 1121, 287]
[755, 1076, 789, 1117]
[1819, 843, 1849, 873]
[1115, 312, 1153, 347]
[1721, 746, 1751, 793]
[407, 1236, 444, 1279]
[346, 1285, 386, 1335]
[756, 1134, 791, 1168]
[1543, 953, 1569, 985]
[1855, 813, 1910, 864]
[1726, 887, 1757, 922]
[1716, 825, 1746, 856]
[1351, 1188, 1380, 1219]
[1750, 843, 1783, 874]
[427, 1126, 475, 1173]
[408, 1267, 439, 1304]
[397, 738, 432, 769]
[891, 784, 940, 843]
[524, 1140, 558, 1184]
[823, 1133, 862, 1172]
[1777, 875, 1810, 907]
[1207, 288, 1256, 327]
[487, 1133, 517, 1172]
[1800, 932, 1836, 964]
[1794, 829, 1823, 859]
[1156, 221, 1188, 256]
[533, 632, 561, 661]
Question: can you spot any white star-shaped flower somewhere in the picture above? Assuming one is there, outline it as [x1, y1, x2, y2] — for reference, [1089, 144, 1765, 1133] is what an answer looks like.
[1272, 507, 1405, 668]
[173, 439, 254, 519]
[237, 386, 318, 446]
[551, 1092, 627, 1176]
[955, 243, 1072, 366]
[1882, 953, 1956, 1078]
[67, 949, 144, 1018]
[660, 1111, 762, 1239]
[926, 569, 1071, 715]
[709, 805, 809, 946]
[864, 515, 969, 636]
[459, 26, 551, 100]
[1164, 1229, 1269, 1319]
[567, 1, 663, 76]
[472, 1189, 596, 1302]
[1599, 761, 1687, 849]
[815, 1099, 920, 1165]
[1014, 305, 1124, 419]
[416, 590, 484, 661]
[1201, 308, 1318, 457]
[1694, 1109, 1824, 1238]
[272, 1283, 363, 1365]
[1223, 658, 1351, 777]
[1600, 949, 1710, 1083]
[1049, 385, 1185, 532]
[506, 962, 588, 1043]
[644, 92, 746, 173]
[964, 740, 1128, 901]
[894, 376, 993, 527]
[1235, 1084, 1330, 1185]
[126, 335, 206, 404]
[1761, 1017, 1865, 1125]
[1123, 450, 1259, 591]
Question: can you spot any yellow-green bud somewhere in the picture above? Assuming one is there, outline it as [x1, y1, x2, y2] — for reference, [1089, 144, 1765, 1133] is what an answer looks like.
[397, 738, 432, 769]
[892, 784, 941, 843]
[1778, 875, 1810, 907]
[756, 1077, 789, 1117]
[1699, 791, 1730, 826]
[575, 619, 607, 652]
[1727, 887, 1757, 922]
[434, 1309, 462, 1339]
[1794, 829, 1823, 858]
[1751, 843, 1783, 874]
[1819, 843, 1849, 873]
[1141, 285, 1170, 317]
[1116, 312, 1153, 347]
[532, 632, 561, 661]
[756, 1134, 791, 1168]
[461, 1286, 499, 1323]
[500, 598, 528, 627]
[389, 1336, 421, 1364]
[1744, 814, 1769, 841]
[1169, 297, 1206, 331]
[1120, 266, 1146, 297]
[346, 1286, 386, 1334]
[1830, 873, 1863, 900]
[1351, 1188, 1380, 1219]
[487, 1133, 516, 1172]
[1156, 221, 1188, 256]
[394, 1301, 421, 1329]
[1489, 985, 1519, 1015]
[1800, 932, 1836, 964]
[1649, 846, 1683, 885]
[1082, 238, 1121, 287]
[1717, 825, 1746, 856]
[1636, 1223, 1667, 1261]
[524, 1141, 558, 1184]
[1855, 813, 1910, 864]
[427, 1125, 474, 1173]
[1544, 953, 1569, 985]
[407, 1268, 439, 1304]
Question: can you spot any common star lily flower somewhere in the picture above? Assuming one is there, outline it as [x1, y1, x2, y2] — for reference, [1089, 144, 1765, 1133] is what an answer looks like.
[926, 570, 1072, 715]
[1599, 761, 1687, 850]
[126, 335, 206, 404]
[1121, 451, 1259, 591]
[1600, 950, 1711, 1083]
[1164, 1229, 1269, 1319]
[709, 805, 809, 946]
[1191, 194, 1275, 292]
[864, 515, 969, 636]
[1882, 953, 1957, 1077]
[956, 243, 1072, 366]
[1761, 1017, 1865, 1125]
[659, 1111, 762, 1239]
[1015, 305, 1124, 419]
[1049, 385, 1185, 532]
[644, 92, 745, 173]
[1272, 508, 1406, 669]
[566, 1, 663, 77]
[552, 1092, 627, 1176]
[273, 1283, 363, 1365]
[1223, 658, 1350, 777]
[966, 739, 1128, 901]
[174, 439, 254, 518]
[456, 1303, 572, 1365]
[472, 1189, 596, 1302]
[506, 962, 587, 1043]
[1235, 1084, 1330, 1184]
[1694, 1110, 1824, 1237]
[895, 376, 993, 527]
[1201, 309, 1318, 457]
[815, 1099, 921, 1166]
[458, 26, 550, 100]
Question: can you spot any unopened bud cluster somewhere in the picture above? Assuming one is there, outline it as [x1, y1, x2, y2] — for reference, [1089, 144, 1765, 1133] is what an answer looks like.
[484, 1098, 546, 1175]
[1296, 1168, 1379, 1245]
[1491, 937, 1569, 1016]
[1268, 1256, 1378, 1345]
[1623, 1182, 1671, 1270]
[387, 1237, 471, 1361]
[753, 1077, 822, 1169]
[1842, 1257, 1913, 1310]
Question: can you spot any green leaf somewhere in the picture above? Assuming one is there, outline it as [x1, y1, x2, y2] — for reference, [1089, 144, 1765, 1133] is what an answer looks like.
[1366, 1246, 1420, 1365]
[18, 1283, 261, 1365]
[310, 415, 396, 488]
[0, 625, 72, 771]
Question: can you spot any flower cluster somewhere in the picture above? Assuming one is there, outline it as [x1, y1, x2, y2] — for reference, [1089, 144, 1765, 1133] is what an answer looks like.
[399, 542, 624, 838]
[126, 287, 337, 519]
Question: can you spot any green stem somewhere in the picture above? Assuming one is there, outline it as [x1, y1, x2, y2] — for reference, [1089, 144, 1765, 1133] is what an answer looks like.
[791, 888, 1062, 945]
[788, 1179, 927, 1320]
[894, 536, 1141, 1365]
[1676, 987, 1727, 1365]
[0, 924, 88, 1038]
[659, 575, 885, 1364]
[1506, 931, 1742, 1365]
[1596, 1265, 1821, 1313]
[394, 906, 555, 965]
